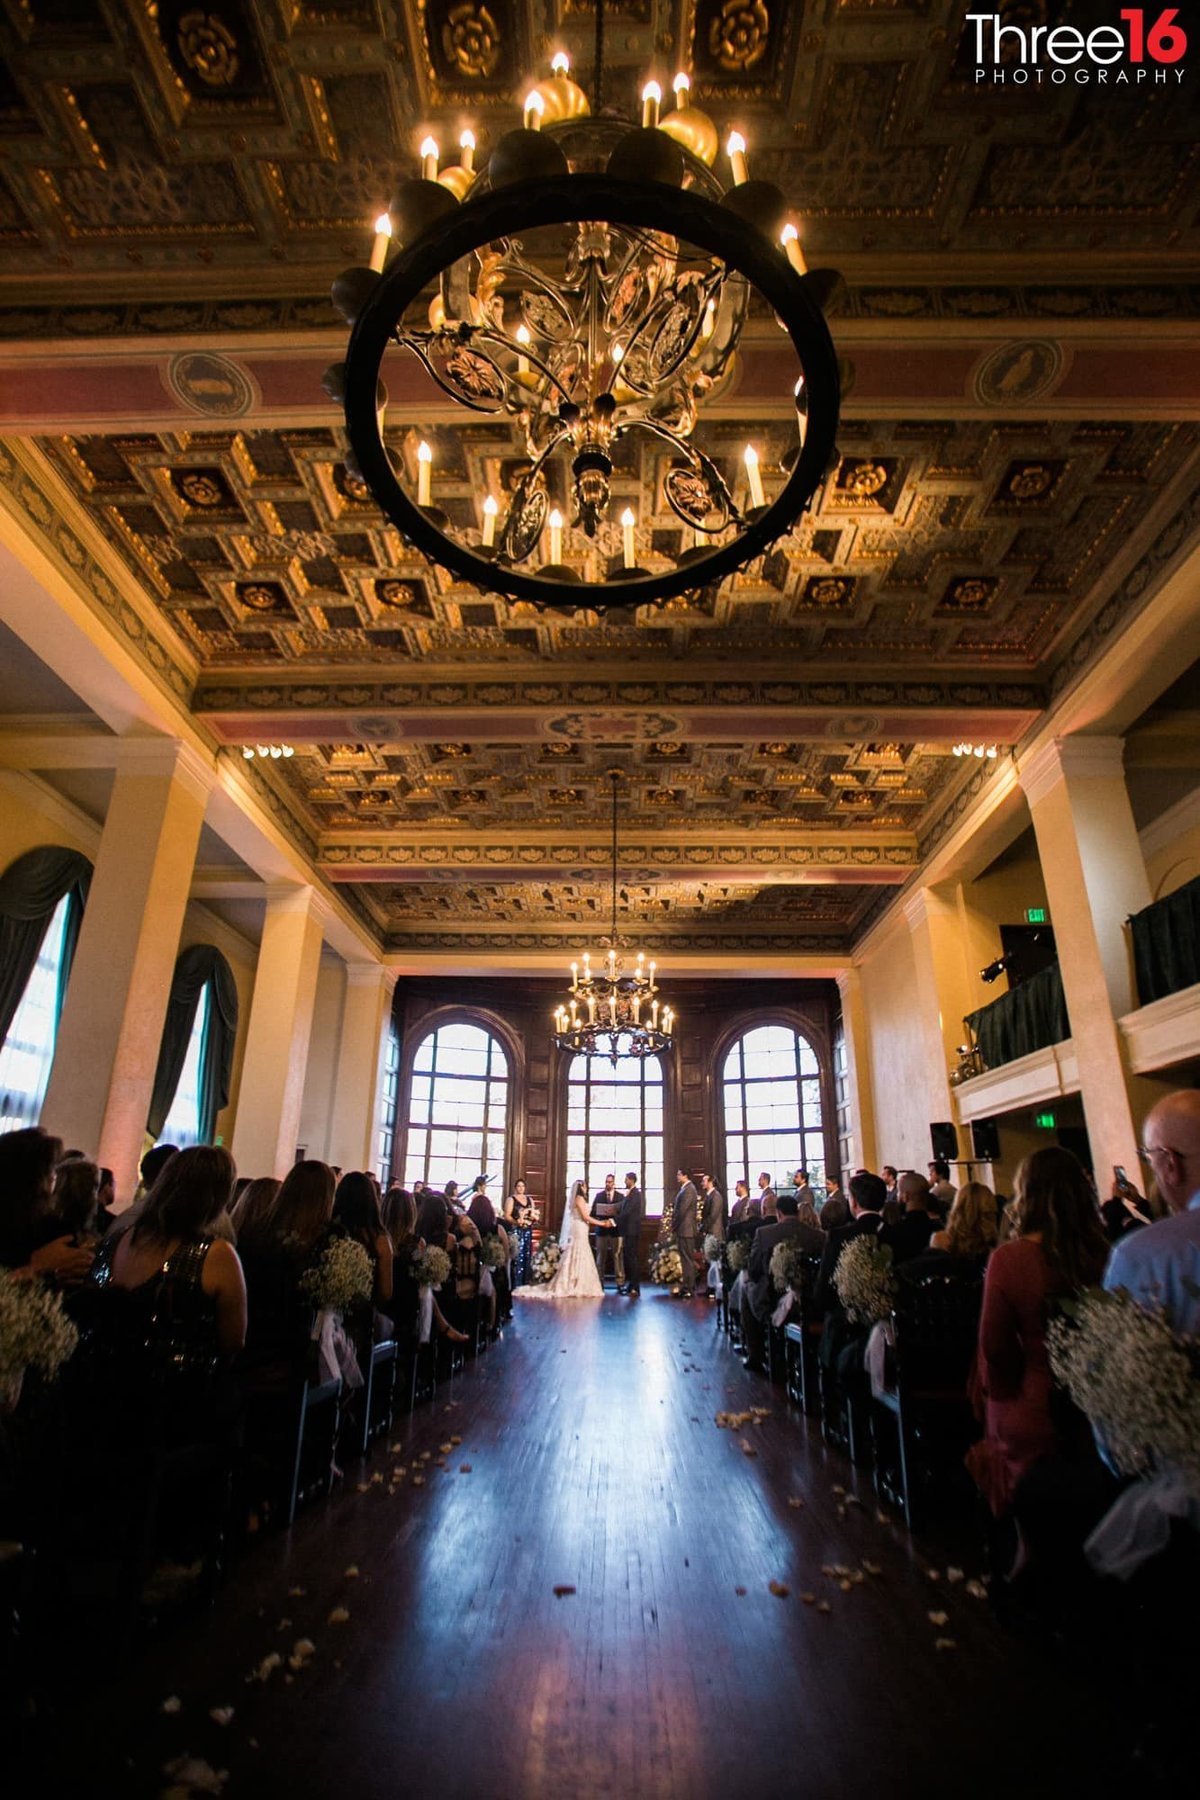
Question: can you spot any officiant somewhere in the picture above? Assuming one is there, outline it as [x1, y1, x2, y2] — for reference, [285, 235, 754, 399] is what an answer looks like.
[591, 1172, 622, 1287]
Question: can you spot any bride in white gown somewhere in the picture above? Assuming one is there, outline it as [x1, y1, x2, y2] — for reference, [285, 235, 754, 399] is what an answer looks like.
[514, 1179, 606, 1302]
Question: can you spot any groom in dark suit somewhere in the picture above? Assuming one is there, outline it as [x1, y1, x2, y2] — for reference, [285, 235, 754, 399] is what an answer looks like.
[614, 1171, 644, 1296]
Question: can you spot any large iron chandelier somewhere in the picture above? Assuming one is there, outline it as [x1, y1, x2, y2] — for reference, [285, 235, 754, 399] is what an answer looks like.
[552, 770, 675, 1066]
[327, 8, 841, 615]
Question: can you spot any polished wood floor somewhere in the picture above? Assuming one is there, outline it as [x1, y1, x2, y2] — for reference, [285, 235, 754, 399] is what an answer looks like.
[23, 1296, 1127, 1799]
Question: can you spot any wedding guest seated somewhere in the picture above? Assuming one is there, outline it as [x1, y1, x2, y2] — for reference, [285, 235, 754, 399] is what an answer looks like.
[966, 1147, 1110, 1572]
[878, 1172, 938, 1265]
[94, 1166, 118, 1236]
[333, 1171, 394, 1326]
[75, 1150, 246, 1455]
[467, 1173, 496, 1234]
[415, 1182, 451, 1248]
[818, 1192, 851, 1232]
[902, 1180, 999, 1284]
[229, 1175, 281, 1251]
[815, 1171, 886, 1314]
[882, 1165, 898, 1207]
[740, 1192, 823, 1373]
[927, 1159, 957, 1217]
[1105, 1088, 1200, 1333]
[51, 1155, 102, 1249]
[0, 1127, 94, 1284]
[238, 1160, 338, 1379]
[381, 1186, 468, 1347]
[446, 1211, 489, 1333]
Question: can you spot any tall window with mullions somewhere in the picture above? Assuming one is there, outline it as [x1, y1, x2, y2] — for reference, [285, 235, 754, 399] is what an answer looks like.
[722, 1024, 826, 1198]
[403, 1020, 509, 1192]
[565, 1053, 664, 1217]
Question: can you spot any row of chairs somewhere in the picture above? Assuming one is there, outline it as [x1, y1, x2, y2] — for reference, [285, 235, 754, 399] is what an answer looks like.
[718, 1253, 983, 1529]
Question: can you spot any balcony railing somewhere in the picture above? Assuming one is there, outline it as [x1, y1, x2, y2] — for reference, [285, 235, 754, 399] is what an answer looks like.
[1129, 874, 1200, 1006]
[964, 961, 1070, 1072]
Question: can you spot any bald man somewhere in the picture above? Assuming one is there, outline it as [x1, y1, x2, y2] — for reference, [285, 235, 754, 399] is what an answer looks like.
[1105, 1088, 1200, 1334]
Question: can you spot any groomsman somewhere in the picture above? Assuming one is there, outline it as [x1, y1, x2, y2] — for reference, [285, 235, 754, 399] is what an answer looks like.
[672, 1167, 700, 1296]
[699, 1170, 726, 1242]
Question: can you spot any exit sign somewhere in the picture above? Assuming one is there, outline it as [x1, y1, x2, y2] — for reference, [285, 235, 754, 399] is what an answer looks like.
[1025, 907, 1048, 924]
[1034, 1110, 1057, 1130]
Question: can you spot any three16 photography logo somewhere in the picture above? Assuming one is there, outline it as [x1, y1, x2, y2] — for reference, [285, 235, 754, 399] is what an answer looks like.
[969, 8, 1189, 83]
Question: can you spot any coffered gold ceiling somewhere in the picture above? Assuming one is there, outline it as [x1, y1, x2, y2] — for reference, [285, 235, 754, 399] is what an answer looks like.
[1, 0, 1198, 961]
[0, 0, 1195, 295]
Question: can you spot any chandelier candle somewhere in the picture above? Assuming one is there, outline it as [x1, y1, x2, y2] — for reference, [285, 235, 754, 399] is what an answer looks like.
[642, 80, 662, 128]
[726, 130, 749, 186]
[369, 212, 391, 272]
[621, 507, 636, 568]
[416, 440, 432, 506]
[481, 494, 498, 547]
[420, 136, 439, 182]
[548, 508, 564, 564]
[515, 324, 531, 377]
[780, 223, 807, 276]
[523, 90, 544, 130]
[744, 444, 766, 510]
[459, 129, 475, 173]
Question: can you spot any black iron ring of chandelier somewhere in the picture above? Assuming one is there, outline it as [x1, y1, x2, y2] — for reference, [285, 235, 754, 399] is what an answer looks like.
[337, 165, 842, 614]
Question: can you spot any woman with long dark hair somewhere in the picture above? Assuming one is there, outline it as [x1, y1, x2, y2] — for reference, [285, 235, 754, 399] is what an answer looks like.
[0, 1127, 93, 1282]
[968, 1146, 1108, 1521]
[86, 1144, 246, 1360]
[333, 1171, 393, 1312]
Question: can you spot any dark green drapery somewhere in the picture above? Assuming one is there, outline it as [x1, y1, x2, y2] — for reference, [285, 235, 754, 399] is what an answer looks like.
[0, 845, 92, 1048]
[965, 961, 1071, 1071]
[146, 944, 239, 1144]
[1129, 875, 1200, 1007]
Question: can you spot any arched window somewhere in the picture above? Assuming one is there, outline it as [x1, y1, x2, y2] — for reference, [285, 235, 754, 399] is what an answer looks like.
[158, 982, 211, 1149]
[0, 846, 92, 1135]
[0, 894, 71, 1134]
[403, 1020, 509, 1191]
[566, 1054, 665, 1216]
[376, 1017, 400, 1185]
[147, 946, 240, 1150]
[722, 1023, 826, 1197]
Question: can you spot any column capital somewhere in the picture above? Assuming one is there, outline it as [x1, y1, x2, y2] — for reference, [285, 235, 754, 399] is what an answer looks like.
[262, 882, 333, 931]
[902, 886, 956, 932]
[117, 735, 215, 806]
[833, 967, 860, 999]
[344, 961, 398, 995]
[1017, 735, 1127, 809]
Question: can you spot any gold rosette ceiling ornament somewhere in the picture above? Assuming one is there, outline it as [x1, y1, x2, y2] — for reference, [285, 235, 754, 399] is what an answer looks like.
[326, 2, 842, 617]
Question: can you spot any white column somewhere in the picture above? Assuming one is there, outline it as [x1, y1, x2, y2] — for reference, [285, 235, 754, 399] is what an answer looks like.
[41, 739, 213, 1199]
[834, 968, 878, 1172]
[231, 885, 328, 1180]
[1018, 736, 1152, 1178]
[327, 964, 398, 1175]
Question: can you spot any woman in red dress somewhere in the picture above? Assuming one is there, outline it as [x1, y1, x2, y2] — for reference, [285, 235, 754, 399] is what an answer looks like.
[968, 1146, 1108, 1522]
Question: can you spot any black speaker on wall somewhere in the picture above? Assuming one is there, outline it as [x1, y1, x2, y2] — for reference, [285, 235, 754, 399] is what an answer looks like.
[930, 1121, 959, 1161]
[971, 1118, 1001, 1162]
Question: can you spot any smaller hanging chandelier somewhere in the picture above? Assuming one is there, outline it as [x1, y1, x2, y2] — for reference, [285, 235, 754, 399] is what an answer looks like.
[552, 769, 675, 1065]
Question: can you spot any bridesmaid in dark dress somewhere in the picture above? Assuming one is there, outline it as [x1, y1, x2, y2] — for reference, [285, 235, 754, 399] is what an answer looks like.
[503, 1179, 536, 1288]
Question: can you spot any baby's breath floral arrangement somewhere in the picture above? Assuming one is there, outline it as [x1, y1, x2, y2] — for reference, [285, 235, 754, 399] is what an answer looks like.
[531, 1239, 561, 1284]
[770, 1238, 816, 1294]
[833, 1235, 896, 1326]
[299, 1237, 373, 1314]
[703, 1234, 724, 1264]
[479, 1233, 508, 1270]
[725, 1236, 750, 1274]
[0, 1272, 79, 1399]
[412, 1244, 452, 1290]
[1048, 1288, 1200, 1491]
[649, 1242, 683, 1286]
